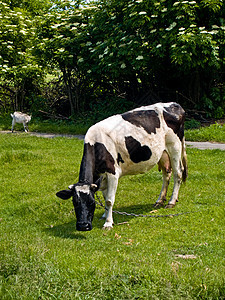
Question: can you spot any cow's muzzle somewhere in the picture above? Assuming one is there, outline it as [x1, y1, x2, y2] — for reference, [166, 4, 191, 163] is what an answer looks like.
[76, 222, 92, 231]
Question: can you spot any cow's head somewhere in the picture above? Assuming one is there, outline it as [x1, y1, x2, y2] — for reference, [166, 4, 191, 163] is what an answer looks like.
[56, 182, 98, 231]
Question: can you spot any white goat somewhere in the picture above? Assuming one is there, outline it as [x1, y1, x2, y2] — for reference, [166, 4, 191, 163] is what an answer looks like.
[11, 112, 31, 133]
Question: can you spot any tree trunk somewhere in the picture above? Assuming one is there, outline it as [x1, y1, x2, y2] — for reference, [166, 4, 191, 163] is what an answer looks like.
[62, 67, 75, 115]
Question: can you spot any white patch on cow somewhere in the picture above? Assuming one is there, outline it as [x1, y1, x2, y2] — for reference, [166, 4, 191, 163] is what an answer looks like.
[75, 185, 90, 196]
[68, 184, 75, 190]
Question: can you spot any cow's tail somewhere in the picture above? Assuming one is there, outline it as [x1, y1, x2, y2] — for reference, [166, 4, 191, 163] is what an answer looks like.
[182, 137, 188, 182]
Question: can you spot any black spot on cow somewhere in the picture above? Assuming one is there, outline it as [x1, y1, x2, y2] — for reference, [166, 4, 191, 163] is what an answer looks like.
[79, 143, 95, 183]
[94, 142, 116, 175]
[163, 103, 185, 141]
[125, 136, 152, 163]
[79, 143, 115, 183]
[122, 110, 160, 134]
[117, 153, 124, 165]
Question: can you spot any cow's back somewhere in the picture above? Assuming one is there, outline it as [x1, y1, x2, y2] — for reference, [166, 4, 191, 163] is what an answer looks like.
[84, 102, 185, 176]
[12, 112, 31, 123]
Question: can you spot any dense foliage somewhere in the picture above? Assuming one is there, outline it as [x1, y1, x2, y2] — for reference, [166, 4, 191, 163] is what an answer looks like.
[1, 0, 225, 119]
[0, 0, 51, 111]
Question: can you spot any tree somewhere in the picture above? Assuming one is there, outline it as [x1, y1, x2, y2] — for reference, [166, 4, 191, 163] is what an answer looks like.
[0, 0, 51, 111]
[35, 0, 96, 115]
[2, 0, 224, 118]
[77, 0, 225, 115]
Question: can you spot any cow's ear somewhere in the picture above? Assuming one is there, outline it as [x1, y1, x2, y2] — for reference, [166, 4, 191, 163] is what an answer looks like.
[68, 184, 76, 190]
[91, 177, 102, 192]
[90, 184, 98, 192]
[56, 189, 73, 200]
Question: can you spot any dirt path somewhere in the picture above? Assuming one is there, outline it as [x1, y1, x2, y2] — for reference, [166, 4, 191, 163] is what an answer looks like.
[29, 132, 85, 140]
[185, 141, 225, 150]
[1, 131, 225, 150]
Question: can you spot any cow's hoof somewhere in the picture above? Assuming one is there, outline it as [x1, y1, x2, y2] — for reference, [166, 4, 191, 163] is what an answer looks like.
[103, 222, 113, 230]
[154, 201, 164, 208]
[165, 204, 175, 209]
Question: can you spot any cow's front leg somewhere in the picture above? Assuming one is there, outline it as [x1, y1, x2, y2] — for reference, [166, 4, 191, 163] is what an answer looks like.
[98, 176, 108, 219]
[103, 174, 118, 230]
[100, 189, 107, 219]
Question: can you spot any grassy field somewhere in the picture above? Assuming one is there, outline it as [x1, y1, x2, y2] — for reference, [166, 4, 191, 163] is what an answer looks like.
[0, 114, 90, 135]
[0, 132, 224, 299]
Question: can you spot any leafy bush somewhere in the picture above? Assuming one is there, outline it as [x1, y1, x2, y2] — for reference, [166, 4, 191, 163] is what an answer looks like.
[185, 119, 201, 130]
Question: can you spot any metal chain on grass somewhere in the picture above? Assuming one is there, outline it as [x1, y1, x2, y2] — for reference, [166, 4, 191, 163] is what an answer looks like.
[95, 192, 193, 218]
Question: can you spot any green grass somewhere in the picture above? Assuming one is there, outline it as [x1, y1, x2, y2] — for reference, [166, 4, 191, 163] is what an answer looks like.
[185, 122, 225, 142]
[0, 114, 89, 135]
[0, 133, 225, 299]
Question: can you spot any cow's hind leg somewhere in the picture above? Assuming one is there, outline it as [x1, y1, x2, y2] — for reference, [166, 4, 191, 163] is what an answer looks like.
[154, 151, 172, 208]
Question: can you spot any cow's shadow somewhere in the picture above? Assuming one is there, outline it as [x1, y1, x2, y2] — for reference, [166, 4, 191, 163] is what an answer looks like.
[45, 203, 162, 239]
[44, 221, 86, 240]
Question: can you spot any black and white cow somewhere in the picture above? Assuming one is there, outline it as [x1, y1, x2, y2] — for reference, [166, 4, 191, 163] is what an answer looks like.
[56, 102, 188, 231]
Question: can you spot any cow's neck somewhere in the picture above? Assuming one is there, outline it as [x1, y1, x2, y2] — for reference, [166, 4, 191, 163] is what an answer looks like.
[79, 143, 95, 184]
